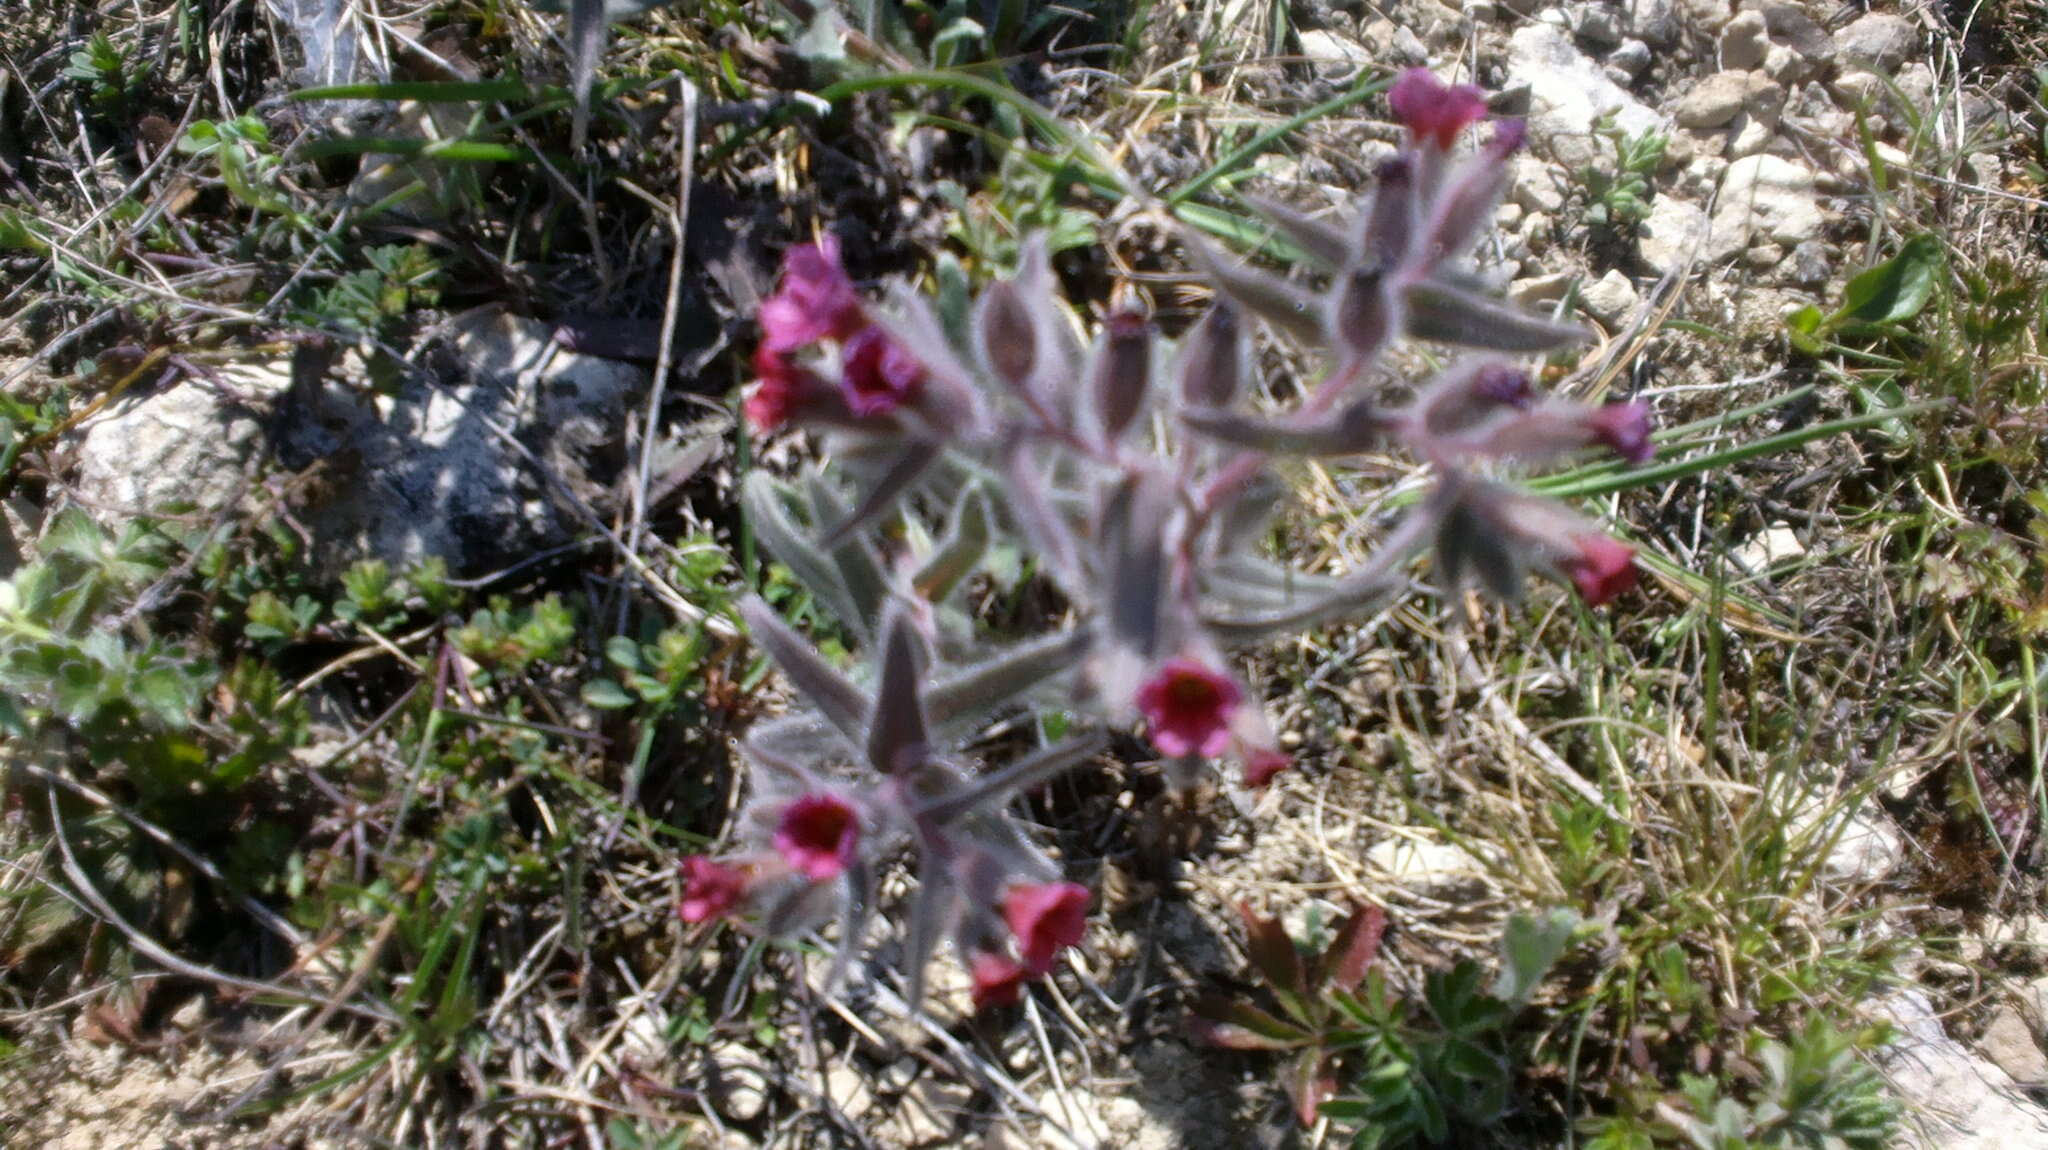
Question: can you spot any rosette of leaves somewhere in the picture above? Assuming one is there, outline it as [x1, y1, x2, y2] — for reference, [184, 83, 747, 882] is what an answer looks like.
[1193, 905, 1578, 1146]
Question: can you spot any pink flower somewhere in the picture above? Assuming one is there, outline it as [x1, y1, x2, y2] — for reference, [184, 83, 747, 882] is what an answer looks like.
[1003, 881, 1090, 974]
[773, 794, 860, 881]
[969, 951, 1029, 1010]
[1137, 658, 1243, 759]
[758, 237, 865, 354]
[839, 325, 925, 417]
[1387, 68, 1489, 151]
[678, 856, 748, 923]
[1587, 401, 1653, 463]
[1243, 748, 1292, 789]
[1564, 534, 1638, 606]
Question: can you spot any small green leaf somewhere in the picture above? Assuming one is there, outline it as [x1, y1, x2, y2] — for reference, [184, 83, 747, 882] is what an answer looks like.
[1492, 908, 1579, 1006]
[134, 665, 196, 724]
[604, 635, 643, 671]
[1833, 233, 1943, 327]
[581, 679, 635, 710]
[1785, 303, 1825, 335]
[0, 693, 27, 736]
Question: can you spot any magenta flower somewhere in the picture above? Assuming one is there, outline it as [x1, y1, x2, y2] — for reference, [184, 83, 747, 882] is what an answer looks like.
[1003, 881, 1090, 974]
[1587, 401, 1654, 463]
[773, 793, 861, 881]
[744, 345, 812, 432]
[839, 325, 926, 416]
[1243, 748, 1292, 789]
[758, 237, 866, 354]
[1136, 658, 1243, 758]
[1564, 534, 1638, 606]
[678, 856, 749, 924]
[969, 950, 1029, 1010]
[1387, 68, 1489, 151]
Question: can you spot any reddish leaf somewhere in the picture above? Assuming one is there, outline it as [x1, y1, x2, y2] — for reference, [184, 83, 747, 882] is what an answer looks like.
[1188, 995, 1314, 1051]
[1284, 1047, 1337, 1128]
[1320, 903, 1387, 993]
[1238, 901, 1305, 998]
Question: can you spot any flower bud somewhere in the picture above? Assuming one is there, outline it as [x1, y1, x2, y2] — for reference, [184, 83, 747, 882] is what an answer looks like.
[679, 856, 750, 923]
[1176, 301, 1245, 410]
[976, 279, 1038, 388]
[1587, 401, 1654, 463]
[1092, 309, 1152, 444]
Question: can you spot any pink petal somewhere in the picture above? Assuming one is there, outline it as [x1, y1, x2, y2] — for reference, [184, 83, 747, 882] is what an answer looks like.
[1003, 881, 1090, 974]
[773, 794, 860, 881]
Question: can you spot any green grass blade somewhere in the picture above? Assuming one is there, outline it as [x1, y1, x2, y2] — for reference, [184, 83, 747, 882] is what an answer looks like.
[1167, 75, 1394, 207]
[1530, 399, 1952, 500]
[292, 80, 536, 103]
[298, 138, 538, 163]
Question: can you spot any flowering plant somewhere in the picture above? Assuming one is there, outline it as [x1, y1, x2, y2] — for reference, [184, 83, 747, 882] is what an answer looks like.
[682, 69, 1654, 1012]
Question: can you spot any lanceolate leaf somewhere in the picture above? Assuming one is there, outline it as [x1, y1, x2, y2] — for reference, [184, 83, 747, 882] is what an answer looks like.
[1286, 1048, 1337, 1129]
[807, 477, 893, 632]
[1242, 193, 1352, 270]
[738, 596, 869, 747]
[1188, 995, 1315, 1050]
[1318, 903, 1387, 993]
[741, 473, 867, 638]
[925, 630, 1092, 731]
[915, 733, 1106, 825]
[1181, 232, 1325, 347]
[913, 486, 991, 602]
[1239, 902, 1306, 1000]
[1403, 278, 1585, 352]
[866, 611, 930, 776]
[1100, 473, 1172, 658]
[899, 855, 954, 1012]
[1180, 398, 1387, 457]
[816, 442, 941, 549]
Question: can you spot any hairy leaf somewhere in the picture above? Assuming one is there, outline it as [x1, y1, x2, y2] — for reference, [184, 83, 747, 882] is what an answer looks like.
[866, 611, 930, 776]
[1403, 279, 1586, 352]
[1243, 193, 1352, 269]
[1181, 232, 1325, 347]
[925, 630, 1091, 731]
[738, 596, 869, 747]
[741, 474, 867, 637]
[913, 486, 991, 602]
